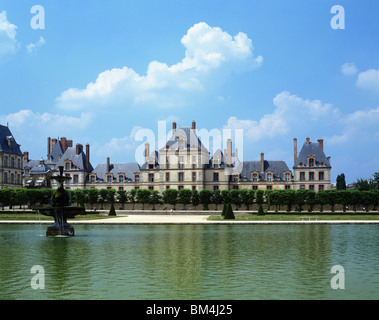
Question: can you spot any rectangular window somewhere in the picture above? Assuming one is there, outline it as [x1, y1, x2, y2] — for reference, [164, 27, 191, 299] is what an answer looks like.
[178, 172, 184, 182]
[119, 187, 124, 191]
[252, 185, 258, 190]
[213, 172, 219, 182]
[119, 175, 124, 183]
[192, 172, 196, 182]
[4, 156, 8, 167]
[166, 172, 170, 182]
[267, 173, 272, 182]
[148, 173, 154, 183]
[149, 186, 154, 190]
[192, 156, 196, 169]
[309, 185, 315, 191]
[267, 185, 272, 190]
[192, 186, 196, 191]
[179, 156, 184, 169]
[300, 185, 305, 190]
[10, 157, 14, 168]
[319, 172, 324, 181]
[319, 185, 324, 191]
[65, 162, 70, 170]
[166, 156, 170, 169]
[285, 173, 291, 181]
[3, 172, 8, 183]
[300, 172, 305, 181]
[285, 185, 291, 190]
[213, 186, 219, 191]
[309, 172, 315, 181]
[309, 158, 314, 167]
[178, 185, 184, 190]
[90, 175, 95, 183]
[107, 175, 112, 183]
[166, 185, 170, 190]
[73, 175, 79, 184]
[252, 173, 258, 182]
[233, 185, 239, 190]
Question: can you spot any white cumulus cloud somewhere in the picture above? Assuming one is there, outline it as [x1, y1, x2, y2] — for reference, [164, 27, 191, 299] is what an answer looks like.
[341, 62, 358, 76]
[26, 36, 46, 54]
[0, 10, 19, 57]
[56, 22, 262, 111]
[356, 68, 379, 92]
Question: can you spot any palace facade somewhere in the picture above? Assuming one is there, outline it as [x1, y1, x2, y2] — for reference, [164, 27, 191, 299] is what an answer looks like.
[21, 121, 332, 192]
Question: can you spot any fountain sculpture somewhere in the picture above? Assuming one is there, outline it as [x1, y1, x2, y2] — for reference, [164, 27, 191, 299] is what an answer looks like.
[36, 166, 85, 236]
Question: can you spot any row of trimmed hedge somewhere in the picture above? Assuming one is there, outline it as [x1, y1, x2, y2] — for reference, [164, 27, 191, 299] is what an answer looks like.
[1, 187, 379, 212]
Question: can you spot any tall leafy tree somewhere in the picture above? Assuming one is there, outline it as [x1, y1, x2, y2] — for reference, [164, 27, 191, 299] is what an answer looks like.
[162, 189, 178, 210]
[136, 189, 151, 210]
[199, 189, 213, 210]
[178, 189, 192, 210]
[117, 190, 128, 209]
[336, 174, 347, 190]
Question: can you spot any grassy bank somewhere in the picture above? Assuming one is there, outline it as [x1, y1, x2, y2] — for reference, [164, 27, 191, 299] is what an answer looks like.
[0, 212, 117, 221]
[208, 213, 379, 221]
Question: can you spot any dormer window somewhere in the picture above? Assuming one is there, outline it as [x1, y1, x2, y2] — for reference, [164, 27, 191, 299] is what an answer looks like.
[307, 155, 316, 167]
[65, 161, 71, 170]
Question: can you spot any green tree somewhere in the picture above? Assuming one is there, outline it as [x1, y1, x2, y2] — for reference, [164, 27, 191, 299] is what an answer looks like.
[107, 188, 117, 204]
[128, 189, 137, 210]
[162, 189, 178, 210]
[150, 190, 161, 210]
[255, 189, 264, 206]
[295, 189, 307, 212]
[372, 172, 379, 189]
[178, 189, 192, 210]
[15, 188, 28, 209]
[136, 189, 151, 210]
[305, 190, 317, 212]
[283, 189, 295, 212]
[316, 190, 328, 212]
[230, 189, 242, 210]
[325, 190, 337, 212]
[199, 189, 213, 210]
[191, 189, 200, 209]
[73, 189, 86, 207]
[99, 189, 109, 209]
[336, 173, 346, 190]
[212, 190, 223, 210]
[87, 188, 99, 210]
[117, 190, 128, 209]
[221, 190, 231, 205]
[354, 178, 374, 191]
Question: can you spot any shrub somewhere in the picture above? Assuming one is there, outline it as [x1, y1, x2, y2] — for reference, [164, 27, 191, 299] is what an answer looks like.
[258, 204, 265, 216]
[223, 203, 235, 220]
[109, 202, 116, 216]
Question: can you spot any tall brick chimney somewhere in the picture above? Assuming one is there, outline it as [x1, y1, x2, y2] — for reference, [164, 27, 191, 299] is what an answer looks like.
[52, 138, 57, 150]
[23, 151, 29, 164]
[293, 138, 297, 165]
[192, 120, 196, 130]
[86, 144, 90, 171]
[145, 142, 150, 162]
[306, 137, 310, 144]
[47, 137, 51, 155]
[76, 143, 83, 155]
[61, 137, 67, 152]
[317, 138, 324, 150]
[106, 157, 110, 173]
[172, 121, 177, 134]
[67, 140, 73, 148]
[261, 152, 265, 172]
[227, 139, 232, 167]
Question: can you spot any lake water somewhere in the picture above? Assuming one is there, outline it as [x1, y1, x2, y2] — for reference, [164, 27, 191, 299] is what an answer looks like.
[1, 224, 379, 300]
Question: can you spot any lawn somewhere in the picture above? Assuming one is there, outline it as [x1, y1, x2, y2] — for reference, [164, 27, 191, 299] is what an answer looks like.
[0, 211, 117, 221]
[208, 213, 379, 221]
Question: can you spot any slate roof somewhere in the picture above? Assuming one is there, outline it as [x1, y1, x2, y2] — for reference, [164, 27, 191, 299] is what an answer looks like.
[159, 127, 208, 152]
[24, 160, 51, 174]
[49, 141, 64, 163]
[54, 147, 93, 171]
[92, 162, 141, 182]
[0, 125, 23, 156]
[240, 160, 290, 181]
[294, 141, 331, 167]
[141, 151, 159, 170]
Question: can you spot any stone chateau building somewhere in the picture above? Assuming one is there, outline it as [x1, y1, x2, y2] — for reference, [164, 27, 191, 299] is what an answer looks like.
[0, 124, 24, 189]
[7, 121, 332, 192]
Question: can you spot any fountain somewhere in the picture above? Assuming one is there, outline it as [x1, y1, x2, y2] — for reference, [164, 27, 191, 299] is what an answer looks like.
[35, 166, 85, 236]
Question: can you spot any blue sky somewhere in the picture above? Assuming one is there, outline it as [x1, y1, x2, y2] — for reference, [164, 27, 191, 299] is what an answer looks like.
[1, 0, 379, 183]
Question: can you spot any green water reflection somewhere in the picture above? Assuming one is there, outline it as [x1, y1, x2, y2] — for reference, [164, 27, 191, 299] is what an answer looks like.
[1, 224, 378, 299]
